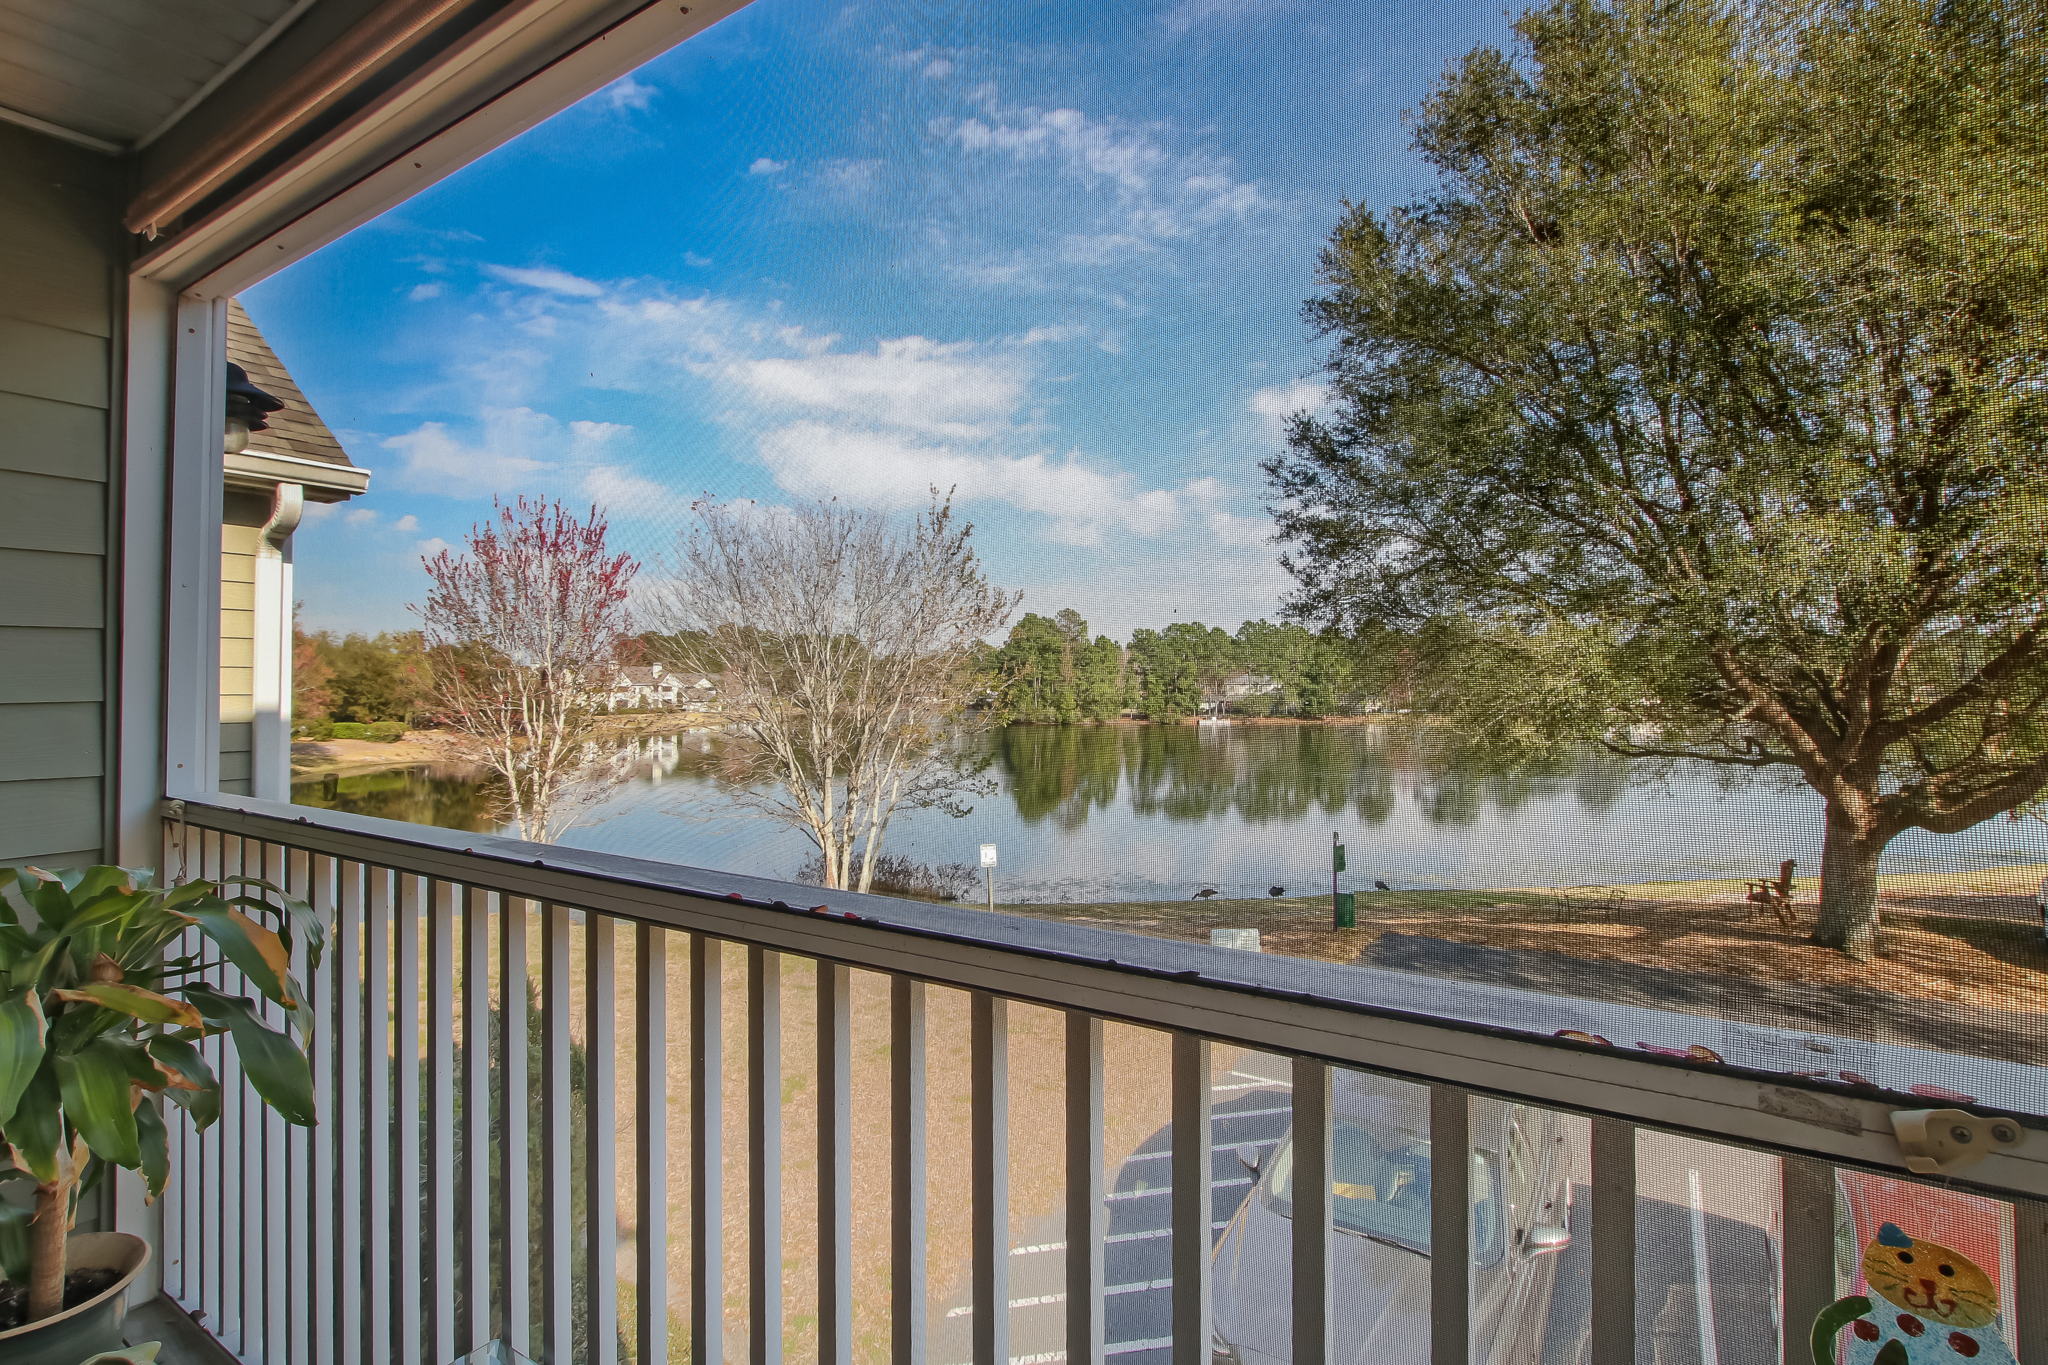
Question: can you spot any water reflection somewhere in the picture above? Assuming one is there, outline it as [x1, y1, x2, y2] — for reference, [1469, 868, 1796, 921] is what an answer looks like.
[995, 723, 1626, 831]
[290, 722, 2037, 900]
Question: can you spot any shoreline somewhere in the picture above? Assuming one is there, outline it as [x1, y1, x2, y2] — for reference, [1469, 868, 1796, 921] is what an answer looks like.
[289, 711, 725, 778]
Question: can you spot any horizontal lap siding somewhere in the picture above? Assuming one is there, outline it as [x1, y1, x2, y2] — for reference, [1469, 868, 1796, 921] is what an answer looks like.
[0, 123, 119, 867]
[218, 494, 268, 796]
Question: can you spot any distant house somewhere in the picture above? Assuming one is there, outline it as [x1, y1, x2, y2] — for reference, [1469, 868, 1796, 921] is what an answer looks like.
[597, 663, 720, 711]
[1202, 672, 1281, 716]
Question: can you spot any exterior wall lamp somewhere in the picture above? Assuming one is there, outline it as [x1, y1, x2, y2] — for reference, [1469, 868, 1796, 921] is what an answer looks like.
[224, 361, 284, 454]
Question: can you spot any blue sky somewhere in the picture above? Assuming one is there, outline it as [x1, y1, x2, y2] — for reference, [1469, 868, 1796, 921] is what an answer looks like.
[249, 0, 1515, 639]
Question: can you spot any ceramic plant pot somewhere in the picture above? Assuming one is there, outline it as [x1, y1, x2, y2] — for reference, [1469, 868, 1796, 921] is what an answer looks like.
[0, 1231, 152, 1365]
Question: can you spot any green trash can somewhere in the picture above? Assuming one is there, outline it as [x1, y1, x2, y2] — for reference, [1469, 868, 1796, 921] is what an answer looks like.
[1333, 890, 1357, 929]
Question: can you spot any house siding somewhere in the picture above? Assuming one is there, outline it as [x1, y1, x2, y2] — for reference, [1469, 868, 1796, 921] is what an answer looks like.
[218, 490, 268, 797]
[0, 123, 120, 867]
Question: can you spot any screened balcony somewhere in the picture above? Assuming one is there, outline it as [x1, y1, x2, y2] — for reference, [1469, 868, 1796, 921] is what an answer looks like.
[0, 2, 2044, 1363]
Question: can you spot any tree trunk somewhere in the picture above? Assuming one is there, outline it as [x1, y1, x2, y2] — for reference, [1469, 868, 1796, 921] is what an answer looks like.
[27, 1177, 70, 1321]
[1809, 800, 1887, 960]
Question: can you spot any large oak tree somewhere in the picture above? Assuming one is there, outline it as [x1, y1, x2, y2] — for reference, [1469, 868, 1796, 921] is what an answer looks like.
[1266, 0, 2048, 957]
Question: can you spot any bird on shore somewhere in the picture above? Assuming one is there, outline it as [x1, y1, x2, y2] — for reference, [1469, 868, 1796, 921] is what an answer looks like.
[1192, 887, 1220, 900]
[1374, 879, 1392, 892]
[1268, 886, 1286, 897]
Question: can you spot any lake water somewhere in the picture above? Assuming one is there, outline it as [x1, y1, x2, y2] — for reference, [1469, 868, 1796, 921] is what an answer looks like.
[289, 723, 2043, 902]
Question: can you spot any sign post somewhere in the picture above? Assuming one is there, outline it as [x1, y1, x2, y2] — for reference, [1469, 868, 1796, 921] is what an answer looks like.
[1332, 832, 1355, 929]
[979, 842, 998, 913]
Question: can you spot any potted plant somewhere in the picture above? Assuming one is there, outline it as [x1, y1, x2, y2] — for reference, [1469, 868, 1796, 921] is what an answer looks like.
[0, 864, 324, 1363]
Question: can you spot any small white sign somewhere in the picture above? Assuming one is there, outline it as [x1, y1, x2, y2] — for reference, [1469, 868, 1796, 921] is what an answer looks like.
[979, 843, 999, 868]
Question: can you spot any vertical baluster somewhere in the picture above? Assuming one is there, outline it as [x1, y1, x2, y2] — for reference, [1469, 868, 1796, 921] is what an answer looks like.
[240, 838, 270, 1357]
[691, 937, 726, 1365]
[428, 880, 459, 1365]
[1290, 1057, 1332, 1365]
[891, 977, 927, 1365]
[817, 962, 852, 1365]
[259, 841, 290, 1364]
[363, 866, 394, 1365]
[1589, 1118, 1638, 1365]
[501, 898, 533, 1358]
[1429, 1086, 1471, 1365]
[638, 925, 670, 1365]
[748, 946, 783, 1365]
[2015, 1198, 2046, 1363]
[1779, 1158, 1836, 1365]
[216, 833, 244, 1353]
[395, 875, 424, 1365]
[286, 845, 314, 1365]
[160, 818, 185, 1306]
[464, 887, 493, 1353]
[1171, 1034, 1212, 1365]
[588, 913, 620, 1364]
[971, 993, 1009, 1365]
[305, 851, 337, 1364]
[542, 905, 574, 1364]
[336, 859, 365, 1365]
[1066, 1013, 1105, 1365]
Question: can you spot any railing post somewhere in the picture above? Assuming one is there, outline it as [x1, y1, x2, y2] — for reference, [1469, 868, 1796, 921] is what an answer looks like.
[1066, 1012, 1105, 1365]
[691, 936, 726, 1365]
[890, 977, 927, 1365]
[1590, 1117, 1639, 1365]
[1172, 1034, 1213, 1365]
[541, 904, 574, 1364]
[427, 880, 458, 1365]
[971, 992, 1010, 1365]
[1779, 1157, 1836, 1365]
[747, 946, 783, 1365]
[817, 961, 853, 1365]
[635, 924, 669, 1365]
[501, 897, 533, 1358]
[1429, 1086, 1471, 1365]
[463, 887, 493, 1355]
[1290, 1057, 1332, 1365]
[587, 913, 620, 1365]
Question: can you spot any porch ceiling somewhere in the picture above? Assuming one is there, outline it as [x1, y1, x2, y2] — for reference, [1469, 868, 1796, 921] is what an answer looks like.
[0, 0, 307, 149]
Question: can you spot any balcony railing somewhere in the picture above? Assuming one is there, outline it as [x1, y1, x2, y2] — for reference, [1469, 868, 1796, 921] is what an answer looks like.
[155, 797, 2048, 1365]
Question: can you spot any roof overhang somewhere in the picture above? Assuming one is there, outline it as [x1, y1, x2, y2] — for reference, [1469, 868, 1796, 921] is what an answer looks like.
[224, 446, 372, 503]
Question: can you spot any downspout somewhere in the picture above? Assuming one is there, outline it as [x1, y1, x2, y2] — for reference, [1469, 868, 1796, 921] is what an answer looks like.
[250, 483, 306, 800]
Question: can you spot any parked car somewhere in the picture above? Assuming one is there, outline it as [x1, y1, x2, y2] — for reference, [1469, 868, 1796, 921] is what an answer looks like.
[1210, 1072, 1575, 1365]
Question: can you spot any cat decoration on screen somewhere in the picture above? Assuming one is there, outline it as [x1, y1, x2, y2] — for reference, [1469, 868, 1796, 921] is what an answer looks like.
[1813, 1224, 2014, 1365]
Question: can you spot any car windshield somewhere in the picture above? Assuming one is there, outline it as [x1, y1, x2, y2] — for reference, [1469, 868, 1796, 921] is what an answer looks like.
[1264, 1121, 1500, 1255]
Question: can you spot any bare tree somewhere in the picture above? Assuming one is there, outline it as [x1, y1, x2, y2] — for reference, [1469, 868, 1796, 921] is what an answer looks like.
[648, 494, 1017, 892]
[414, 497, 639, 842]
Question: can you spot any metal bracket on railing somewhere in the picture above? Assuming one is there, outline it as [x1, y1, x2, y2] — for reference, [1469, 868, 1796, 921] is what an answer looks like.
[1891, 1107, 2024, 1176]
[165, 799, 189, 882]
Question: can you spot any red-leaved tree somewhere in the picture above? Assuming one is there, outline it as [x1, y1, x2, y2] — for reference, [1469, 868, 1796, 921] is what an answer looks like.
[413, 498, 639, 841]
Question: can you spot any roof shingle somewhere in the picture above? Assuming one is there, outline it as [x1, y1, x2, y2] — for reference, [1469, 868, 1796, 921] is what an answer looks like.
[226, 299, 355, 469]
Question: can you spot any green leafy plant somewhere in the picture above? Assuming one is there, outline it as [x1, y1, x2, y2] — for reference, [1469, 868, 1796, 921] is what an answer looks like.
[0, 864, 324, 1325]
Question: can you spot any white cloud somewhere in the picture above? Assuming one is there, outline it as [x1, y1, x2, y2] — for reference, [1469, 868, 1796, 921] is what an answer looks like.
[392, 514, 420, 533]
[724, 335, 1025, 440]
[414, 537, 452, 559]
[483, 264, 606, 298]
[381, 408, 558, 497]
[605, 75, 656, 113]
[748, 157, 788, 176]
[683, 251, 713, 267]
[1248, 379, 1327, 439]
[932, 94, 1277, 291]
[924, 57, 955, 78]
[407, 282, 444, 302]
[1159, 0, 1298, 36]
[815, 158, 883, 194]
[345, 508, 379, 527]
[581, 464, 695, 524]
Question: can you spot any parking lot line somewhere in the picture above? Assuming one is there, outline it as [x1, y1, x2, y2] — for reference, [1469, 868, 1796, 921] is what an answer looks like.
[1212, 1104, 1290, 1121]
[1106, 1176, 1252, 1201]
[1122, 1136, 1278, 1166]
